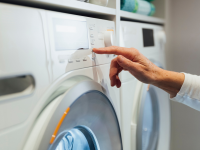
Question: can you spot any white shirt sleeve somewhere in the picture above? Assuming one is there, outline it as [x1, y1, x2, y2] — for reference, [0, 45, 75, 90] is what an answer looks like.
[171, 73, 200, 111]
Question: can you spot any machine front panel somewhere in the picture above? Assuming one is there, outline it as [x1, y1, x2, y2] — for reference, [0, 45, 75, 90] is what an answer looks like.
[47, 11, 116, 80]
[120, 21, 166, 57]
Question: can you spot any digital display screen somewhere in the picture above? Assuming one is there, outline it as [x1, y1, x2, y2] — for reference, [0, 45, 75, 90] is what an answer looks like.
[142, 28, 154, 47]
[53, 18, 89, 50]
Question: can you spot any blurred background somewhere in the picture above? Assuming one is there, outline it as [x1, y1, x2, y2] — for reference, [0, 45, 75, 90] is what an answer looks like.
[166, 1, 200, 150]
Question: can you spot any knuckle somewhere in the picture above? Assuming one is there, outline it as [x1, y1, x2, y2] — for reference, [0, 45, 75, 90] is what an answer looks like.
[113, 46, 121, 54]
[131, 47, 139, 54]
[111, 57, 118, 64]
[116, 46, 123, 53]
[111, 59, 115, 64]
[117, 55, 122, 59]
[127, 60, 132, 68]
[112, 46, 118, 49]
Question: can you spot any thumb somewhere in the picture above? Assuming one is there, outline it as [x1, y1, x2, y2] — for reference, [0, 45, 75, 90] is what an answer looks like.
[117, 55, 137, 71]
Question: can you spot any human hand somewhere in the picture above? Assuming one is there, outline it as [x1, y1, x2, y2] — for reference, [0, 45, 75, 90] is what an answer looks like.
[93, 46, 161, 88]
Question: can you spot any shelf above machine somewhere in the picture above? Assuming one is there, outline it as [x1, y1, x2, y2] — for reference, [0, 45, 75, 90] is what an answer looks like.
[57, 1, 116, 16]
[3, 0, 116, 17]
[120, 10, 165, 24]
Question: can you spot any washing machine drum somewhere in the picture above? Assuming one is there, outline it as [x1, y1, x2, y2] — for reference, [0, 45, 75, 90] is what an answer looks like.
[24, 77, 122, 150]
[48, 91, 120, 150]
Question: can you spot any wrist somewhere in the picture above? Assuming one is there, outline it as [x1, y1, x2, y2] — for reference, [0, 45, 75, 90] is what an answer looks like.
[149, 66, 165, 85]
[152, 69, 185, 97]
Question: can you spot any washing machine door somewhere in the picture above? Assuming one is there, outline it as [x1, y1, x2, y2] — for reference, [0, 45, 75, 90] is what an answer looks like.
[23, 76, 122, 150]
[137, 84, 160, 150]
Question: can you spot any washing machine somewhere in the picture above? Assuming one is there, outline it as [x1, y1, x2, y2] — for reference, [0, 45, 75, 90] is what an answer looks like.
[119, 21, 170, 150]
[0, 3, 122, 150]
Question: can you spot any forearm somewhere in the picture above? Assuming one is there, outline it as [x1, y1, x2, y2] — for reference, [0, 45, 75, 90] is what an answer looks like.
[93, 46, 200, 111]
[152, 69, 185, 98]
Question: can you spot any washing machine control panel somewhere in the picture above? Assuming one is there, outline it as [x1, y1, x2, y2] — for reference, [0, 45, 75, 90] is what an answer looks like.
[47, 12, 116, 80]
[120, 21, 166, 56]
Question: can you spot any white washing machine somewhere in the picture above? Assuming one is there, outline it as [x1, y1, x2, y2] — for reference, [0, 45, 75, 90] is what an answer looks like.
[0, 3, 122, 150]
[120, 21, 170, 150]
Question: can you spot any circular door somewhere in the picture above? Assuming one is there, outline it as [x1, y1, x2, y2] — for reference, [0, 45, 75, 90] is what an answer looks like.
[137, 84, 160, 150]
[23, 76, 122, 150]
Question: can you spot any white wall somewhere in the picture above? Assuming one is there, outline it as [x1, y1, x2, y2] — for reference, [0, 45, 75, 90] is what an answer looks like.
[166, 0, 200, 150]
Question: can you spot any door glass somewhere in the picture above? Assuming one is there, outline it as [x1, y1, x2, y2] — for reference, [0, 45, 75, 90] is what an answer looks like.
[47, 91, 122, 150]
[56, 126, 97, 150]
[138, 85, 160, 150]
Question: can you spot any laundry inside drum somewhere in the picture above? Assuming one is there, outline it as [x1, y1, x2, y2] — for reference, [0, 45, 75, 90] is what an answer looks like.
[54, 126, 99, 150]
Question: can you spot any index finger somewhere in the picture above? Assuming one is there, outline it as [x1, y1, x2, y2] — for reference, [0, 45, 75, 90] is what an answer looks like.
[93, 46, 137, 60]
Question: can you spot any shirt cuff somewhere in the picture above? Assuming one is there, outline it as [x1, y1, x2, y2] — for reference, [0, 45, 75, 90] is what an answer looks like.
[171, 73, 192, 102]
[171, 73, 200, 111]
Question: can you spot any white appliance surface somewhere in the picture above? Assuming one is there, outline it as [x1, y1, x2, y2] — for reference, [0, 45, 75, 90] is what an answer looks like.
[120, 21, 170, 150]
[0, 3, 122, 150]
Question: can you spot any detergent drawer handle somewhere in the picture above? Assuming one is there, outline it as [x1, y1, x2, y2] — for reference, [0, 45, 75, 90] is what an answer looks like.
[0, 74, 35, 101]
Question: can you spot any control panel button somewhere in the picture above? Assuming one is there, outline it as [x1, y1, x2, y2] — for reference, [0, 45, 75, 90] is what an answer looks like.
[92, 52, 96, 60]
[106, 54, 110, 58]
[89, 27, 93, 30]
[90, 34, 94, 38]
[58, 55, 68, 60]
[68, 59, 73, 63]
[91, 39, 95, 45]
[76, 59, 80, 62]
[83, 57, 87, 61]
[158, 31, 166, 44]
[104, 31, 114, 47]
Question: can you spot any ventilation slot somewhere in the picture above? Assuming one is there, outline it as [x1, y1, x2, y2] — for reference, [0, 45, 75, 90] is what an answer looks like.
[0, 75, 35, 101]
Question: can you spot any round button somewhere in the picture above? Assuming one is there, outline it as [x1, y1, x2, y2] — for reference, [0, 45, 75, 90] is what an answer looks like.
[90, 34, 94, 38]
[158, 31, 166, 43]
